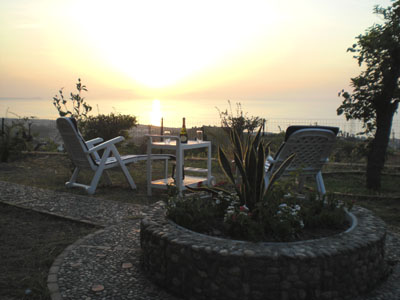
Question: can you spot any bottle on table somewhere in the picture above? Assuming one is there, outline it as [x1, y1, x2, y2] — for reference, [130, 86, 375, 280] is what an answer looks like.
[180, 117, 188, 144]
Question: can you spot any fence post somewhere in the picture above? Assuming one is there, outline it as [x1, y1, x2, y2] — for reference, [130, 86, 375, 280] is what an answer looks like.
[1, 118, 4, 140]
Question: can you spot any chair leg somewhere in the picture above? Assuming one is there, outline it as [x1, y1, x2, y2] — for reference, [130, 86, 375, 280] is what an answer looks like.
[66, 167, 80, 187]
[264, 173, 271, 191]
[164, 158, 169, 181]
[87, 167, 104, 195]
[103, 170, 113, 186]
[87, 147, 113, 195]
[316, 171, 326, 196]
[111, 145, 137, 190]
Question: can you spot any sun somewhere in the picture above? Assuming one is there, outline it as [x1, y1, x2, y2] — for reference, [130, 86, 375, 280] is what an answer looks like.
[150, 99, 162, 126]
[67, 0, 280, 89]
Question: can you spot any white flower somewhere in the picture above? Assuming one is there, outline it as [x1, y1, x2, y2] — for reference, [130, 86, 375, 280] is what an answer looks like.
[279, 203, 287, 208]
[294, 205, 301, 211]
[215, 199, 221, 205]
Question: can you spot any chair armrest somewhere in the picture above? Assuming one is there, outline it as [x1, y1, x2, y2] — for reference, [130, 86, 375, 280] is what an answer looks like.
[87, 136, 124, 153]
[86, 137, 104, 148]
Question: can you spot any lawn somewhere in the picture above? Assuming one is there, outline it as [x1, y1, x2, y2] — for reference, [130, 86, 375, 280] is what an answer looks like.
[0, 202, 97, 300]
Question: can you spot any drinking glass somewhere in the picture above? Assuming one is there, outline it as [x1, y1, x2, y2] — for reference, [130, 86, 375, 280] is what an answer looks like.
[164, 130, 171, 144]
[196, 130, 203, 142]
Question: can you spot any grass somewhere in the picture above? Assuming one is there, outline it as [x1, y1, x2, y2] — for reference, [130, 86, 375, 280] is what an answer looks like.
[0, 153, 225, 205]
[0, 153, 399, 299]
[0, 202, 97, 300]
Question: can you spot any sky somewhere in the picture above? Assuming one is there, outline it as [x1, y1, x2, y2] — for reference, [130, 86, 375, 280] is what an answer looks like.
[0, 0, 396, 127]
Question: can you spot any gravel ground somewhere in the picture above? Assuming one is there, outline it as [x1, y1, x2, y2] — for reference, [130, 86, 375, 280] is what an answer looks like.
[0, 180, 399, 300]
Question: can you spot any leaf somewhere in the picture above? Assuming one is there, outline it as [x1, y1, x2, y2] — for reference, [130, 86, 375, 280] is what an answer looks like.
[218, 147, 236, 185]
[252, 127, 262, 148]
[230, 129, 243, 162]
[266, 153, 296, 195]
[255, 143, 266, 201]
[246, 143, 257, 188]
[233, 152, 247, 185]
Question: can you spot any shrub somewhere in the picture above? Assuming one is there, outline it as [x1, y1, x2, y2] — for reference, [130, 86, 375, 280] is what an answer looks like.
[81, 113, 138, 141]
[1, 115, 36, 162]
[216, 100, 264, 138]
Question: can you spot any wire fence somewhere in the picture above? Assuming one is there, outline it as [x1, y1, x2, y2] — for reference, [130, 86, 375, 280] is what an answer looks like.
[128, 118, 400, 147]
[2, 117, 400, 156]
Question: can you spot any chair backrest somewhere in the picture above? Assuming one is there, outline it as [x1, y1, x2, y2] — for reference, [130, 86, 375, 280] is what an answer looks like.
[56, 117, 96, 170]
[270, 126, 338, 176]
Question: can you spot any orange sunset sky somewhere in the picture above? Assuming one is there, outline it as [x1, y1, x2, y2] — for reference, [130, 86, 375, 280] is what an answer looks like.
[0, 0, 396, 126]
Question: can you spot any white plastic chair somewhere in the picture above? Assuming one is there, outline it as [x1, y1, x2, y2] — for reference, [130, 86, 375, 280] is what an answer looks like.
[56, 117, 173, 195]
[265, 126, 339, 195]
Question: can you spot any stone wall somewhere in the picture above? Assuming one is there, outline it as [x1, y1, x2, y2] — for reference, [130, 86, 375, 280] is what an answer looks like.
[140, 203, 388, 300]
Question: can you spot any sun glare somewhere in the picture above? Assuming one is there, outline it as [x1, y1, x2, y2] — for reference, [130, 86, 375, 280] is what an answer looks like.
[66, 0, 281, 89]
[150, 99, 162, 126]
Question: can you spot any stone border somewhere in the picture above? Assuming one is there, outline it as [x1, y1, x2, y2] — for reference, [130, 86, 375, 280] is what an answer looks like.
[140, 203, 388, 300]
[47, 229, 106, 300]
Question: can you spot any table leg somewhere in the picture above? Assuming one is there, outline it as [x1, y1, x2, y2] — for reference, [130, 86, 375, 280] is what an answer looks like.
[207, 143, 212, 185]
[176, 144, 183, 196]
[147, 138, 152, 196]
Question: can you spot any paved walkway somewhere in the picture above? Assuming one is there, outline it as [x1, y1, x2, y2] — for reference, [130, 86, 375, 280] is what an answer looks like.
[0, 181, 399, 300]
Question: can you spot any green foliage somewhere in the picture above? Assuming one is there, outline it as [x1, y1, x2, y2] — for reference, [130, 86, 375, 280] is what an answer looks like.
[168, 179, 352, 242]
[53, 78, 92, 122]
[216, 100, 264, 137]
[166, 190, 231, 234]
[332, 138, 370, 163]
[301, 193, 353, 229]
[81, 113, 138, 141]
[1, 114, 36, 162]
[218, 127, 295, 211]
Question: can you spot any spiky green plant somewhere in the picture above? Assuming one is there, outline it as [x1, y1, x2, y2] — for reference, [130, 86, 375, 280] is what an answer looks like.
[218, 127, 295, 211]
[188, 127, 295, 211]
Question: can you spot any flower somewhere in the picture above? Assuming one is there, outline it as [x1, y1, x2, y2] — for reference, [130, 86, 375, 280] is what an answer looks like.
[240, 205, 249, 212]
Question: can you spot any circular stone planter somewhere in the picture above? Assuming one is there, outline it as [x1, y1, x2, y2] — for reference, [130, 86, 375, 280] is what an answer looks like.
[140, 202, 388, 300]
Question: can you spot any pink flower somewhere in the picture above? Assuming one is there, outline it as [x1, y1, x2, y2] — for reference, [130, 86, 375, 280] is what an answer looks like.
[240, 205, 249, 212]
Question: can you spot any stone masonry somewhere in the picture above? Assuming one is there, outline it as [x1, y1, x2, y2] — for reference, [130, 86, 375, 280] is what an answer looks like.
[140, 203, 388, 300]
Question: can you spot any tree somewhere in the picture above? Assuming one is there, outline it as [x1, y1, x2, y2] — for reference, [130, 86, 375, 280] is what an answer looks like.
[337, 1, 400, 190]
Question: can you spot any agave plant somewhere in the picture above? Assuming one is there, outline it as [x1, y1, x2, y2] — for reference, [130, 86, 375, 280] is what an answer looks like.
[189, 127, 295, 212]
[218, 128, 295, 211]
